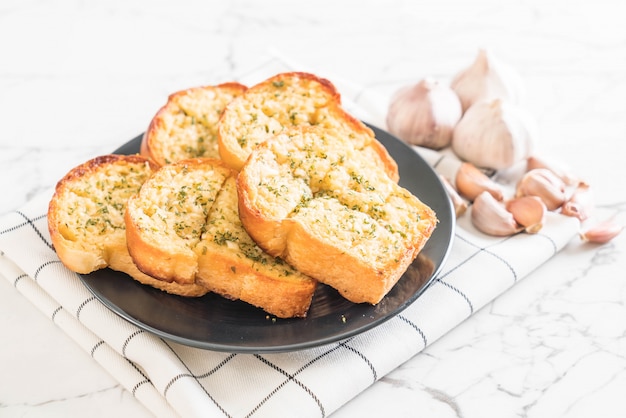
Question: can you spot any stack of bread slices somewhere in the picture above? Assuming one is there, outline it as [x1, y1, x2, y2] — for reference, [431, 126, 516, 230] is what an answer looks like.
[48, 72, 437, 318]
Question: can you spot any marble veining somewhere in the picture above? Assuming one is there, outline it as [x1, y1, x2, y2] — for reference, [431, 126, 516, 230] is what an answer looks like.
[1, 0, 625, 416]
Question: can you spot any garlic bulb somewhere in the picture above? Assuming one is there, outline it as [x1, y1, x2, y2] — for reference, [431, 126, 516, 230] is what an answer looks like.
[452, 99, 535, 170]
[386, 78, 462, 149]
[450, 48, 525, 112]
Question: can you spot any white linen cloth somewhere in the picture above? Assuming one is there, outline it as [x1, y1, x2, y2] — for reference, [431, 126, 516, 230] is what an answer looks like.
[0, 55, 580, 418]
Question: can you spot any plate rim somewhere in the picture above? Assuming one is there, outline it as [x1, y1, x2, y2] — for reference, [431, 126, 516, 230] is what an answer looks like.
[79, 123, 455, 353]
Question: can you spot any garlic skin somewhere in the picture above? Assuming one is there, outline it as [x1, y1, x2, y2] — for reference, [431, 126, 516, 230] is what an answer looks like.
[455, 162, 504, 202]
[440, 175, 468, 218]
[580, 220, 623, 244]
[516, 168, 566, 211]
[471, 191, 522, 236]
[561, 182, 594, 222]
[450, 48, 525, 112]
[506, 196, 547, 234]
[386, 78, 462, 149]
[527, 155, 581, 186]
[452, 99, 535, 170]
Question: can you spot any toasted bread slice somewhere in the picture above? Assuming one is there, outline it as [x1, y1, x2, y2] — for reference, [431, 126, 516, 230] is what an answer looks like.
[217, 72, 398, 180]
[47, 154, 208, 297]
[141, 82, 247, 166]
[125, 157, 316, 318]
[125, 158, 233, 284]
[196, 175, 316, 318]
[237, 126, 438, 305]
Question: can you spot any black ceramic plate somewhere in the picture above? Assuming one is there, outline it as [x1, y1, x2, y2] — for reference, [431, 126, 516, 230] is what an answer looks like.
[80, 124, 454, 353]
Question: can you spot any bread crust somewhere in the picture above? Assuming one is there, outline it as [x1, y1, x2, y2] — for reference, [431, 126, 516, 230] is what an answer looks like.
[48, 154, 155, 274]
[141, 82, 247, 166]
[47, 154, 208, 297]
[48, 72, 432, 314]
[218, 72, 399, 181]
[105, 237, 209, 297]
[238, 126, 437, 304]
[125, 158, 233, 284]
[195, 177, 316, 318]
[125, 157, 317, 317]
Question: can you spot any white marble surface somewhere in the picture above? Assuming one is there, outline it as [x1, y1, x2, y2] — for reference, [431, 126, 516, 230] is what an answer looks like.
[1, 0, 625, 416]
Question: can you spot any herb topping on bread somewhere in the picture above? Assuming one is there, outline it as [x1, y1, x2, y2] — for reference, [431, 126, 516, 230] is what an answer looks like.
[142, 82, 247, 166]
[237, 126, 437, 304]
[125, 157, 317, 317]
[48, 154, 209, 296]
[218, 72, 398, 180]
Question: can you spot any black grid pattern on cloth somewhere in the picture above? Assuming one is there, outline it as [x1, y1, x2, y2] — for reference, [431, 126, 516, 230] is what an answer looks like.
[0, 49, 576, 417]
[13, 272, 28, 287]
[90, 339, 107, 356]
[161, 349, 236, 417]
[130, 369, 153, 398]
[397, 314, 428, 346]
[11, 211, 51, 249]
[434, 232, 520, 314]
[251, 354, 326, 417]
[2, 246, 166, 414]
[0, 183, 578, 418]
[0, 49, 584, 417]
[127, 331, 384, 417]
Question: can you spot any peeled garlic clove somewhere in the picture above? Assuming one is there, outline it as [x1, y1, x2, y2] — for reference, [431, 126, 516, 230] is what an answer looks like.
[471, 191, 522, 236]
[450, 48, 525, 112]
[580, 220, 623, 244]
[386, 78, 462, 149]
[456, 162, 504, 202]
[505, 196, 547, 234]
[516, 168, 566, 211]
[561, 182, 594, 222]
[440, 175, 468, 218]
[527, 155, 581, 186]
[452, 99, 535, 170]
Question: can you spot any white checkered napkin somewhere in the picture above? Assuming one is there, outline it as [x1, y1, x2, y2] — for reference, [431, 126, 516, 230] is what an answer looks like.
[0, 177, 579, 418]
[0, 55, 581, 417]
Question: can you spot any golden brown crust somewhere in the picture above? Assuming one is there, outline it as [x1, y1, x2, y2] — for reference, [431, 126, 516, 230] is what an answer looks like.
[48, 72, 430, 313]
[195, 237, 316, 318]
[237, 126, 437, 304]
[47, 154, 208, 296]
[48, 154, 155, 273]
[141, 82, 247, 166]
[125, 157, 317, 317]
[105, 239, 208, 297]
[217, 72, 398, 181]
[195, 174, 316, 318]
[125, 158, 233, 284]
